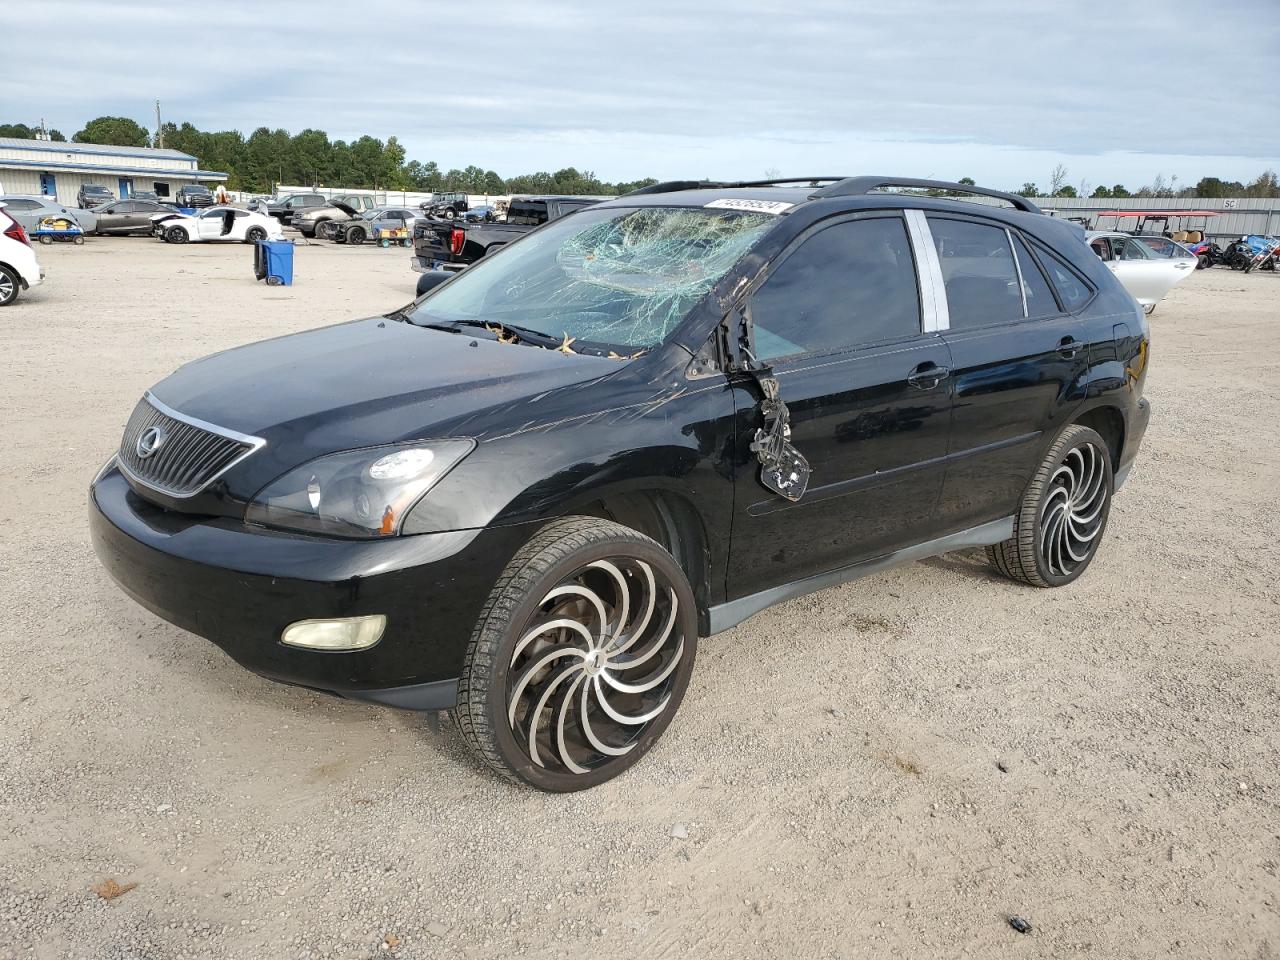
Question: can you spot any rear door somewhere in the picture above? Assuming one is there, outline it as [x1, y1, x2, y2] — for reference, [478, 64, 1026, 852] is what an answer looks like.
[726, 212, 954, 598]
[927, 214, 1090, 534]
[1094, 235, 1180, 307]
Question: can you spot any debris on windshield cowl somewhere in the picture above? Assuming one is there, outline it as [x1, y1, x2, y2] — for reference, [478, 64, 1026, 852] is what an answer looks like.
[484, 323, 518, 345]
[556, 335, 577, 355]
[607, 349, 649, 361]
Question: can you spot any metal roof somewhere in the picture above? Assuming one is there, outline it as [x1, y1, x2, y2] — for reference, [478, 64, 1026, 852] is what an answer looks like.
[0, 137, 197, 162]
[0, 156, 225, 180]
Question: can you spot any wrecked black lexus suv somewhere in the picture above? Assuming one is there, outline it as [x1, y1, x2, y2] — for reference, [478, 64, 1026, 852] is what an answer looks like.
[90, 177, 1150, 791]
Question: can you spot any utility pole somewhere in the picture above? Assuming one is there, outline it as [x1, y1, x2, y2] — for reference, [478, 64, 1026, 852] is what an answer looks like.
[155, 100, 164, 148]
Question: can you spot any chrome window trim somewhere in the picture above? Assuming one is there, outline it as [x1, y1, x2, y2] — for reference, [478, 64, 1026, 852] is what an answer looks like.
[117, 391, 266, 499]
[1006, 228, 1030, 317]
[904, 209, 949, 332]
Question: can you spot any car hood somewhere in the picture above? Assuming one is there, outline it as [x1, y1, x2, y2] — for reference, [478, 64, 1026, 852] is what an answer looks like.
[148, 316, 624, 487]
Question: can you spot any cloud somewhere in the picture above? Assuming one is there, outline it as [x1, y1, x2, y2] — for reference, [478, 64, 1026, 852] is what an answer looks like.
[12, 0, 1280, 187]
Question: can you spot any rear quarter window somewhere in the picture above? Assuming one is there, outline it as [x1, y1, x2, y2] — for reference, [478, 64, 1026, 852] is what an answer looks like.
[1033, 242, 1095, 312]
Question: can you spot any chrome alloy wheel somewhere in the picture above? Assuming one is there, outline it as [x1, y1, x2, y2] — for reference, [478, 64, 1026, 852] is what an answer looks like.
[1039, 440, 1108, 578]
[506, 558, 686, 775]
[0, 271, 15, 304]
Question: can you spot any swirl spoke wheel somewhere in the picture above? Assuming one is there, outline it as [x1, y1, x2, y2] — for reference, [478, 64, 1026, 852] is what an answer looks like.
[987, 424, 1114, 587]
[454, 517, 698, 791]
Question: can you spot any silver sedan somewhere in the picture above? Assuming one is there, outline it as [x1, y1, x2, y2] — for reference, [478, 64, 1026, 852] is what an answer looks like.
[1086, 231, 1195, 313]
[0, 195, 98, 234]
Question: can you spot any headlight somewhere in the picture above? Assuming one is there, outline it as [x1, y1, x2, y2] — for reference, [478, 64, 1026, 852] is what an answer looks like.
[245, 440, 474, 538]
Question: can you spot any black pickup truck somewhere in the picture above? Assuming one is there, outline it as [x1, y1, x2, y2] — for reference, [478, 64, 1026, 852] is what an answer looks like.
[411, 196, 598, 284]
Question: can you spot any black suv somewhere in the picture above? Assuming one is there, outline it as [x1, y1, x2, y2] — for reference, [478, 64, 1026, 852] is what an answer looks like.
[77, 184, 113, 208]
[90, 177, 1150, 792]
[174, 185, 214, 208]
[420, 191, 468, 219]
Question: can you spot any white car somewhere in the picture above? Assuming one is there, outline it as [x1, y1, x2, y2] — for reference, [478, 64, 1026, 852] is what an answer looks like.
[151, 207, 285, 244]
[0, 204, 45, 306]
[1086, 230, 1196, 313]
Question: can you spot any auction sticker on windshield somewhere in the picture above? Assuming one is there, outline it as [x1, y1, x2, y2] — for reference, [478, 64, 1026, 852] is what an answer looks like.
[704, 198, 794, 215]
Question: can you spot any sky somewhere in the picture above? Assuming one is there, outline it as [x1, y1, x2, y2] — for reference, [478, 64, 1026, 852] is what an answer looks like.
[11, 0, 1280, 192]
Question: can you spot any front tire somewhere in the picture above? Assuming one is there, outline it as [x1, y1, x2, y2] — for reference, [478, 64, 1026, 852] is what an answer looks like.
[986, 424, 1113, 587]
[454, 517, 698, 792]
[245, 226, 267, 243]
[166, 226, 188, 244]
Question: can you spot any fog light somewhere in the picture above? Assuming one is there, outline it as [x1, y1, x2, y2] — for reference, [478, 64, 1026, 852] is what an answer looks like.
[281, 615, 386, 651]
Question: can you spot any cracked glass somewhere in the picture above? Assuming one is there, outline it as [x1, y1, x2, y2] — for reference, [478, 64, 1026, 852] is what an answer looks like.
[409, 206, 777, 352]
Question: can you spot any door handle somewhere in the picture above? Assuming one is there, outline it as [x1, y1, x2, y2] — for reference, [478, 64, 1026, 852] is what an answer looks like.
[1058, 336, 1081, 359]
[907, 362, 951, 389]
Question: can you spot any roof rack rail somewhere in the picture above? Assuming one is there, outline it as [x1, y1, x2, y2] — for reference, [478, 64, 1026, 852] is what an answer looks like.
[620, 180, 726, 197]
[810, 177, 1042, 214]
[620, 177, 847, 198]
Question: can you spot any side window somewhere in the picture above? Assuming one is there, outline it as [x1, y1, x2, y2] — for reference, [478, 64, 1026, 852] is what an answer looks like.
[1089, 238, 1112, 261]
[8, 199, 39, 210]
[1034, 243, 1094, 312]
[1010, 233, 1060, 318]
[749, 216, 921, 360]
[1139, 237, 1177, 258]
[1121, 238, 1151, 261]
[928, 217, 1023, 329]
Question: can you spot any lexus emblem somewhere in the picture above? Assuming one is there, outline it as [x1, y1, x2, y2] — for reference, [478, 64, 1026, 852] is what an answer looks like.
[136, 425, 167, 460]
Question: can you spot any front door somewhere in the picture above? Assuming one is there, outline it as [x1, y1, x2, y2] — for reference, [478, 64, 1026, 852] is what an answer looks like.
[925, 214, 1090, 533]
[39, 173, 56, 196]
[726, 212, 954, 600]
[197, 209, 225, 239]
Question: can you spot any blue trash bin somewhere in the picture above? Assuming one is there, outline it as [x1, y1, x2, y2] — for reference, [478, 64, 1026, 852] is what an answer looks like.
[254, 239, 294, 286]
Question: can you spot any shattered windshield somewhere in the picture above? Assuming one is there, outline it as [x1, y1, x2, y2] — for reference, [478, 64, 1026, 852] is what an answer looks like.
[407, 205, 776, 350]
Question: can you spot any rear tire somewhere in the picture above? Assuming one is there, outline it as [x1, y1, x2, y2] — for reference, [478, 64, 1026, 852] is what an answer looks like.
[453, 517, 698, 792]
[986, 424, 1113, 588]
[0, 265, 20, 305]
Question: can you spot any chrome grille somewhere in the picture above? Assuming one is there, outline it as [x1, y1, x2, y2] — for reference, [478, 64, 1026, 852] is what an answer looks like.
[118, 393, 263, 498]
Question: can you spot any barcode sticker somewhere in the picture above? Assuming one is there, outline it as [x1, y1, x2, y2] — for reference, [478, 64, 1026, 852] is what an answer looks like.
[705, 198, 794, 215]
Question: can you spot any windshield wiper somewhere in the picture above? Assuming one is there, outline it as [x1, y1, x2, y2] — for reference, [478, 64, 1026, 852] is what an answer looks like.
[419, 317, 561, 348]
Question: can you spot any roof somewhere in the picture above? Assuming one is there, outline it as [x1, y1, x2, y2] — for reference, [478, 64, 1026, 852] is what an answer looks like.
[0, 156, 225, 181]
[0, 136, 198, 162]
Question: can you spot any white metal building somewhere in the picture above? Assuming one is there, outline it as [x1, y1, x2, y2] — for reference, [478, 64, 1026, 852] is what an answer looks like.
[0, 138, 227, 206]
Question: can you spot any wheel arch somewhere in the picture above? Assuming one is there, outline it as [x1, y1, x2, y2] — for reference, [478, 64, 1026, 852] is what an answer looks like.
[0, 261, 28, 289]
[1071, 404, 1125, 471]
[574, 488, 712, 631]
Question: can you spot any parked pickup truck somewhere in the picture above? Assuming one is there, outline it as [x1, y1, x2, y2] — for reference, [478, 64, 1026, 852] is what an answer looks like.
[411, 196, 599, 284]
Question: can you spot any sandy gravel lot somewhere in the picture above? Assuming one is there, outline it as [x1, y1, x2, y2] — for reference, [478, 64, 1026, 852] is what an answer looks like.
[1, 236, 1277, 959]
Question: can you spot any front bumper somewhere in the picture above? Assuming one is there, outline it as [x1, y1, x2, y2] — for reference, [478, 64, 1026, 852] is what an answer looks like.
[89, 465, 532, 710]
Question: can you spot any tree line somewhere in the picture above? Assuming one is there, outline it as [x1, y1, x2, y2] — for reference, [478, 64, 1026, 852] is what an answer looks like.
[1011, 164, 1280, 200]
[4, 116, 1278, 199]
[2, 116, 655, 196]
